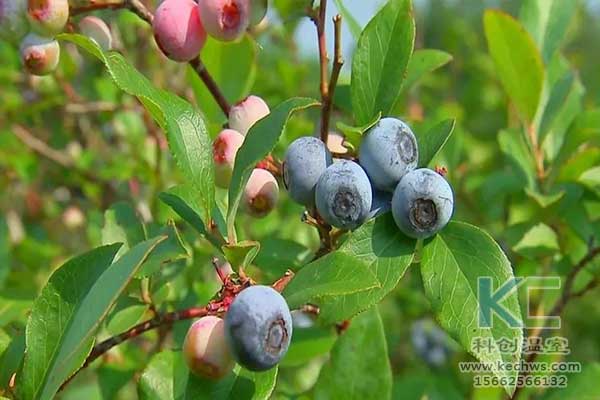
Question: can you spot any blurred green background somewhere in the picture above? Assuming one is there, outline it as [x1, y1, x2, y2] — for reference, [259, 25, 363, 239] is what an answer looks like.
[1, 0, 600, 399]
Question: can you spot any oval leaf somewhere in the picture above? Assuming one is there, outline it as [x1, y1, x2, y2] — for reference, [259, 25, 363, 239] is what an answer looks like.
[19, 238, 165, 400]
[313, 308, 392, 400]
[484, 10, 544, 123]
[351, 0, 415, 125]
[420, 222, 522, 396]
[417, 119, 456, 167]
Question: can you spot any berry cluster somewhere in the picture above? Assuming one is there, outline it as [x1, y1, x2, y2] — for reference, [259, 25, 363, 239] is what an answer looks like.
[213, 95, 279, 218]
[153, 0, 267, 62]
[184, 285, 292, 378]
[0, 0, 112, 76]
[284, 117, 455, 238]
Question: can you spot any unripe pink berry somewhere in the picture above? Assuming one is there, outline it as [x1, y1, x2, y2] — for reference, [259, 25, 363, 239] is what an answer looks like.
[242, 168, 279, 218]
[213, 129, 245, 188]
[183, 316, 235, 380]
[153, 0, 207, 62]
[0, 0, 28, 43]
[228, 95, 270, 136]
[20, 33, 60, 76]
[78, 16, 112, 51]
[27, 0, 69, 36]
[197, 0, 250, 42]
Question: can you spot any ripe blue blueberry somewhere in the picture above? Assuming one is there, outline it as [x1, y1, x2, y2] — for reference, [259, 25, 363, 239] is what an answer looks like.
[315, 160, 372, 230]
[368, 189, 392, 219]
[283, 136, 333, 207]
[359, 118, 418, 192]
[391, 168, 453, 239]
[224, 285, 292, 371]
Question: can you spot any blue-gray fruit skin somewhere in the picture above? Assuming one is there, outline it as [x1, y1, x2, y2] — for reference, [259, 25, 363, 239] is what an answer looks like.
[224, 285, 293, 371]
[392, 168, 454, 239]
[283, 136, 333, 207]
[359, 118, 419, 192]
[315, 160, 372, 230]
[368, 189, 392, 219]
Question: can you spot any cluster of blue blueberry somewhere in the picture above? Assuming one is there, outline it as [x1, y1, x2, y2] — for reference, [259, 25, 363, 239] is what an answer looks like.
[283, 118, 454, 238]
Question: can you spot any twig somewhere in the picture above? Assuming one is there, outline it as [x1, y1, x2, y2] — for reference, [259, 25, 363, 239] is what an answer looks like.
[527, 125, 545, 181]
[71, 0, 232, 116]
[189, 58, 232, 116]
[313, 0, 329, 142]
[510, 246, 600, 399]
[61, 306, 208, 390]
[320, 14, 343, 139]
[12, 125, 113, 192]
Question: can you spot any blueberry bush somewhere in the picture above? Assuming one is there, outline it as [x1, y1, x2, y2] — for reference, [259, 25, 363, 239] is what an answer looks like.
[1, 0, 600, 399]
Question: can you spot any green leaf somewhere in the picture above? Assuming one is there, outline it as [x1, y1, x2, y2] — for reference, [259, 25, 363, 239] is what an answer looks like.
[138, 350, 277, 400]
[539, 56, 585, 161]
[351, 0, 415, 125]
[159, 187, 225, 250]
[284, 215, 415, 324]
[524, 188, 565, 208]
[520, 0, 576, 63]
[498, 129, 537, 188]
[19, 238, 165, 400]
[333, 0, 362, 40]
[280, 326, 337, 367]
[226, 98, 319, 240]
[101, 202, 145, 259]
[137, 221, 189, 277]
[187, 37, 257, 123]
[417, 119, 456, 167]
[222, 241, 260, 269]
[484, 10, 544, 123]
[513, 223, 560, 257]
[579, 166, 600, 194]
[60, 34, 214, 222]
[253, 238, 310, 277]
[393, 373, 463, 400]
[313, 308, 392, 400]
[403, 49, 453, 92]
[420, 222, 522, 396]
[336, 113, 381, 151]
[0, 332, 25, 392]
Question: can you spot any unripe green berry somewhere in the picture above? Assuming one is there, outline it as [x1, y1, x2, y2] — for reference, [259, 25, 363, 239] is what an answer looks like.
[20, 33, 60, 76]
[27, 0, 69, 36]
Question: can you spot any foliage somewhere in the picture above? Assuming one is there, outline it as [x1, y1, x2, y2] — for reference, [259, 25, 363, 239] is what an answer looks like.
[1, 0, 600, 399]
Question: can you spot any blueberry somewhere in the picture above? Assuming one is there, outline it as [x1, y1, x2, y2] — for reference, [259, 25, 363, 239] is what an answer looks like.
[391, 168, 453, 239]
[224, 285, 292, 371]
[315, 160, 372, 230]
[283, 136, 333, 207]
[359, 118, 418, 192]
[368, 188, 393, 219]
